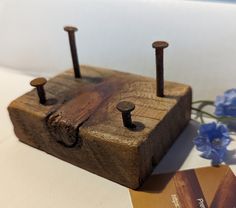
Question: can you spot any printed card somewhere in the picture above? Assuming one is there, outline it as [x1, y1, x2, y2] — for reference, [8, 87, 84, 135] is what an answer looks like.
[129, 165, 236, 208]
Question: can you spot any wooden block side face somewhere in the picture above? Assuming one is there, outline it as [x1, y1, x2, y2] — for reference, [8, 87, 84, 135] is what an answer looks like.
[138, 87, 192, 183]
[79, 76, 192, 188]
[8, 65, 192, 189]
[8, 103, 52, 152]
[73, 133, 141, 189]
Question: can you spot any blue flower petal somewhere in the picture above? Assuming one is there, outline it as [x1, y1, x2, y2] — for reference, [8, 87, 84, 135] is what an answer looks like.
[215, 89, 236, 117]
[217, 123, 228, 134]
[224, 105, 236, 116]
[224, 88, 236, 97]
[215, 96, 225, 116]
[194, 122, 231, 165]
[220, 136, 231, 147]
[194, 136, 211, 153]
[199, 122, 216, 136]
[201, 150, 212, 159]
[215, 95, 225, 105]
[211, 148, 226, 165]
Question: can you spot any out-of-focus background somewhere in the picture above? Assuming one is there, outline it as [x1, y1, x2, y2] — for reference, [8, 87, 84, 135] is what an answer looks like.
[0, 0, 236, 100]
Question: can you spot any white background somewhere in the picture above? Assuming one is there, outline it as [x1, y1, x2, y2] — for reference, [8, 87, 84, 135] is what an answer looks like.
[0, 0, 236, 99]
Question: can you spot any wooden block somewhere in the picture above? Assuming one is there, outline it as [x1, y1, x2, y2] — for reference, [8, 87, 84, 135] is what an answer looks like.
[8, 65, 192, 189]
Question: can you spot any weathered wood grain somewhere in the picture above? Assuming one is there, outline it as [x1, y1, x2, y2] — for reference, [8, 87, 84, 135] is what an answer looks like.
[174, 170, 208, 208]
[79, 76, 191, 188]
[8, 65, 121, 150]
[8, 65, 192, 189]
[210, 168, 236, 207]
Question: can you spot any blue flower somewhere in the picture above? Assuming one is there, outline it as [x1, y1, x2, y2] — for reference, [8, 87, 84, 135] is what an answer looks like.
[193, 122, 231, 165]
[215, 88, 236, 117]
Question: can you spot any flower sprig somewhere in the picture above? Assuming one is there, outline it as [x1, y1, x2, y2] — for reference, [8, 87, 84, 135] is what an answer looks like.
[193, 122, 231, 165]
[192, 89, 236, 165]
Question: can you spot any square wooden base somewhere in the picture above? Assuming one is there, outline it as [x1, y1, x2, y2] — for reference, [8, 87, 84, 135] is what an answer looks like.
[8, 65, 192, 189]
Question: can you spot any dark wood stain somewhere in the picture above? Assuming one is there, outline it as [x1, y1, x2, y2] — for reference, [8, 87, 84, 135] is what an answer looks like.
[174, 170, 208, 208]
[211, 169, 236, 208]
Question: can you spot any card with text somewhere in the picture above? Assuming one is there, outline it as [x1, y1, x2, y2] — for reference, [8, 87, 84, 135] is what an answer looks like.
[130, 165, 236, 208]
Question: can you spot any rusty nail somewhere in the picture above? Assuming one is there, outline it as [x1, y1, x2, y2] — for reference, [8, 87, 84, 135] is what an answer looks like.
[152, 41, 169, 97]
[64, 26, 81, 78]
[116, 101, 135, 129]
[30, 77, 47, 104]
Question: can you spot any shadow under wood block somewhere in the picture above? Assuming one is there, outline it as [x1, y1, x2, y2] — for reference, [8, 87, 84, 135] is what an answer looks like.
[8, 65, 192, 189]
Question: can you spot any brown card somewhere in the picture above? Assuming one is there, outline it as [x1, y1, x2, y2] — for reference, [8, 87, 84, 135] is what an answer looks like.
[129, 165, 236, 208]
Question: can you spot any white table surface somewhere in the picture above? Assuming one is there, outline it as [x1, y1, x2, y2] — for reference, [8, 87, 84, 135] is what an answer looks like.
[0, 67, 235, 208]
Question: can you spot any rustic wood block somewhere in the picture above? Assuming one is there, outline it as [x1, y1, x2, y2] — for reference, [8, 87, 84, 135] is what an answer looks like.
[8, 65, 192, 189]
[8, 65, 121, 149]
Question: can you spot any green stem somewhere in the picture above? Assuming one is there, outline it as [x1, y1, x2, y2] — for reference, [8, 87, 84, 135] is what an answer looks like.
[191, 107, 236, 122]
[191, 107, 218, 119]
[218, 117, 236, 122]
[199, 113, 204, 123]
[192, 100, 215, 105]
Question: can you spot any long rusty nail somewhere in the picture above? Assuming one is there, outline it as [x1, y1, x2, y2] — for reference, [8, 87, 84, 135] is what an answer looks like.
[64, 26, 81, 78]
[152, 41, 169, 97]
[116, 101, 135, 129]
[30, 77, 47, 104]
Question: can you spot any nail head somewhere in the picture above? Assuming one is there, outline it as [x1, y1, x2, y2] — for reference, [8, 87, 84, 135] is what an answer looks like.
[152, 41, 169, 49]
[116, 101, 135, 113]
[30, 77, 47, 87]
[64, 26, 78, 32]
